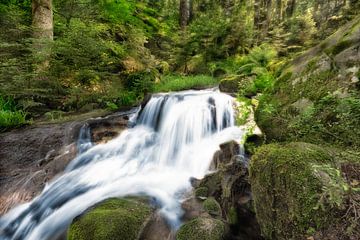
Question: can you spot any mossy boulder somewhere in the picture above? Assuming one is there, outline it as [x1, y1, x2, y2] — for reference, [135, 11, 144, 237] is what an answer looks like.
[203, 197, 222, 217]
[249, 142, 342, 239]
[194, 187, 209, 198]
[176, 217, 227, 240]
[67, 198, 153, 240]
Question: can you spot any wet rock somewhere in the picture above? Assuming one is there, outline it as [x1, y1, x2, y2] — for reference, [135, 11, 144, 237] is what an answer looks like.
[0, 122, 82, 214]
[139, 212, 173, 240]
[87, 114, 128, 144]
[189, 177, 201, 188]
[181, 197, 208, 221]
[192, 140, 263, 239]
[210, 140, 241, 170]
[0, 110, 131, 214]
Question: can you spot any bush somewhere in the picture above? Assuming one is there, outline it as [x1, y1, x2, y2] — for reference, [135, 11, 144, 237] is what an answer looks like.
[0, 96, 28, 129]
[154, 75, 218, 92]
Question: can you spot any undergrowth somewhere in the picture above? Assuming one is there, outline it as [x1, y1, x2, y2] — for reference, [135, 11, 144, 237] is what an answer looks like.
[154, 75, 218, 92]
[0, 96, 28, 130]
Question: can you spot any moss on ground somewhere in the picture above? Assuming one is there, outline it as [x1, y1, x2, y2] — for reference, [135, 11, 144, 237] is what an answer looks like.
[176, 217, 226, 240]
[67, 198, 152, 240]
[249, 142, 346, 239]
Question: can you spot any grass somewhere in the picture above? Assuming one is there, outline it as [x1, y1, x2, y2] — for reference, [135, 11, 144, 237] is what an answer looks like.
[0, 96, 28, 130]
[153, 75, 218, 92]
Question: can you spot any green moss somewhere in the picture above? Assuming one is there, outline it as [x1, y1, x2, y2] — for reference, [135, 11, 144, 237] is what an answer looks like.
[219, 75, 241, 93]
[67, 198, 152, 240]
[249, 142, 341, 239]
[202, 197, 222, 217]
[176, 217, 226, 240]
[325, 39, 354, 56]
[227, 206, 238, 225]
[194, 187, 208, 198]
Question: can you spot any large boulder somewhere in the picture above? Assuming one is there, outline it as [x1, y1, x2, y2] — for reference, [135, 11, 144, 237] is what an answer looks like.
[67, 198, 153, 240]
[249, 142, 346, 239]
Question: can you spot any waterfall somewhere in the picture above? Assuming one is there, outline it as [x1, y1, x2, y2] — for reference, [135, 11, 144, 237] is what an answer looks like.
[0, 89, 244, 240]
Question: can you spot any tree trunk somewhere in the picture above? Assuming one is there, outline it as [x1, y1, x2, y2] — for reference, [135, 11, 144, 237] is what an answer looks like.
[180, 0, 190, 29]
[32, 0, 53, 39]
[276, 0, 283, 22]
[32, 0, 53, 73]
[286, 0, 296, 18]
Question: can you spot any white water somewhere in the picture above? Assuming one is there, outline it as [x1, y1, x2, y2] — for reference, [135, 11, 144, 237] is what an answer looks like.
[0, 89, 245, 240]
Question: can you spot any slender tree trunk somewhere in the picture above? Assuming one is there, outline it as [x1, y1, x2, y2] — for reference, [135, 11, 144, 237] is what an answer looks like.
[180, 0, 190, 29]
[32, 0, 53, 39]
[264, 0, 272, 31]
[276, 0, 283, 22]
[286, 0, 296, 18]
[224, 0, 232, 16]
[32, 0, 53, 72]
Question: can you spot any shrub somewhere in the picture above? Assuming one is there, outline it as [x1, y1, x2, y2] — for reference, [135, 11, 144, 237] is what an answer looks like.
[154, 75, 218, 92]
[0, 96, 28, 129]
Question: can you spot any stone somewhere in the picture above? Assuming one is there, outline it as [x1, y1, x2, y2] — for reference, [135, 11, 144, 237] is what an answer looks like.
[202, 197, 222, 217]
[176, 217, 227, 240]
[249, 142, 340, 239]
[67, 198, 153, 240]
[181, 198, 208, 221]
[139, 212, 172, 240]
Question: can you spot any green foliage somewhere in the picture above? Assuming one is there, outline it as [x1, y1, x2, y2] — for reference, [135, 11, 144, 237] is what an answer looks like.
[312, 164, 350, 210]
[237, 45, 277, 97]
[235, 99, 251, 126]
[0, 96, 28, 129]
[124, 70, 157, 96]
[238, 45, 277, 74]
[44, 110, 65, 121]
[286, 10, 317, 47]
[154, 75, 218, 92]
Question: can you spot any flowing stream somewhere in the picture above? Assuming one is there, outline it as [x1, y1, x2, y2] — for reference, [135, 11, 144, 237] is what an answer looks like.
[0, 89, 245, 240]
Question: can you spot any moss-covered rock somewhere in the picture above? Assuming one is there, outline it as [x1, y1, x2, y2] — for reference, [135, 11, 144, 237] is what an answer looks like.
[249, 142, 345, 239]
[219, 74, 258, 96]
[194, 187, 208, 198]
[67, 198, 153, 240]
[219, 75, 240, 93]
[176, 217, 226, 240]
[203, 197, 222, 217]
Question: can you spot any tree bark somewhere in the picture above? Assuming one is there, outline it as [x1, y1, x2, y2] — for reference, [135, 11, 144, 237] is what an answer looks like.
[32, 0, 53, 72]
[286, 0, 296, 18]
[32, 0, 53, 39]
[180, 0, 190, 29]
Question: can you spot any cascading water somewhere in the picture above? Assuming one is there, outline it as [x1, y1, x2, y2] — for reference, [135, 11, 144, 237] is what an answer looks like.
[0, 89, 245, 240]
